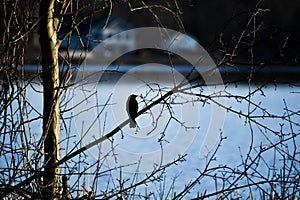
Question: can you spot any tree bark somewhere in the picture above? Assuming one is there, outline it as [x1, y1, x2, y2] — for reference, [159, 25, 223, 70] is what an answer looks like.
[39, 0, 61, 198]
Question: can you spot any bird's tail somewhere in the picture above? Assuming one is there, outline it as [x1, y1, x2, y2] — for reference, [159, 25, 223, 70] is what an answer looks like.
[129, 119, 136, 128]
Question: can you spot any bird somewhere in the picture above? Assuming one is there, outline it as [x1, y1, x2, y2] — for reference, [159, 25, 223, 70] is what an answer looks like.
[126, 94, 138, 128]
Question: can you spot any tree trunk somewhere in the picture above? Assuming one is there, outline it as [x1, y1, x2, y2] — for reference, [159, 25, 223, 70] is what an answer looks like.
[39, 0, 61, 198]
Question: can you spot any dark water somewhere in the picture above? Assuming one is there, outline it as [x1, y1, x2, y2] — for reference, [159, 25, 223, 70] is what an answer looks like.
[24, 64, 300, 83]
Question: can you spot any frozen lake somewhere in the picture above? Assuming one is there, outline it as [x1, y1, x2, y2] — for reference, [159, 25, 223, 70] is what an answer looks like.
[7, 64, 299, 198]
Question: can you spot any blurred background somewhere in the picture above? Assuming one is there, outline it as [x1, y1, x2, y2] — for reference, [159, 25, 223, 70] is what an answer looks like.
[24, 0, 300, 66]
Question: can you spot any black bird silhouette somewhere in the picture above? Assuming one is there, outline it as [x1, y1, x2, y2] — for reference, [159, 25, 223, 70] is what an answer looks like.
[126, 94, 138, 128]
